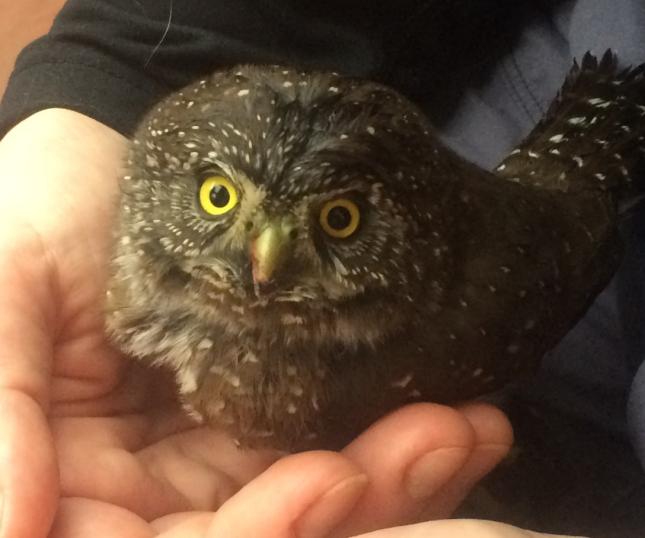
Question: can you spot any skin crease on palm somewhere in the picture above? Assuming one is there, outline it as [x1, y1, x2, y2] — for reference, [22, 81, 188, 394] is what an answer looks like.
[0, 108, 584, 538]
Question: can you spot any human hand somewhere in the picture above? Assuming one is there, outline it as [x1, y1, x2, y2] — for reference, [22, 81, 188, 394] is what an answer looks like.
[0, 109, 512, 538]
[47, 403, 511, 538]
[350, 519, 589, 538]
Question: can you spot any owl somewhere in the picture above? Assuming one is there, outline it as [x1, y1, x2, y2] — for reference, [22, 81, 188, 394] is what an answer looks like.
[106, 52, 645, 451]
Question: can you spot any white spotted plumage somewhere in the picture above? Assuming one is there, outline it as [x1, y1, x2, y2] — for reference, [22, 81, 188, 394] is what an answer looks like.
[106, 55, 645, 451]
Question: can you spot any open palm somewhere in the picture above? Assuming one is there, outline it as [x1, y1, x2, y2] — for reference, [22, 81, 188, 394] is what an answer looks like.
[0, 109, 512, 538]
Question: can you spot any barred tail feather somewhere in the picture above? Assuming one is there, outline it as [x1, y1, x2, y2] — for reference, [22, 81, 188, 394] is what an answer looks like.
[495, 50, 645, 200]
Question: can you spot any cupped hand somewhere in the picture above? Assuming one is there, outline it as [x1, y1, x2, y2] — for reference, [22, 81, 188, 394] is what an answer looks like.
[47, 403, 511, 538]
[0, 109, 512, 538]
[351, 520, 589, 538]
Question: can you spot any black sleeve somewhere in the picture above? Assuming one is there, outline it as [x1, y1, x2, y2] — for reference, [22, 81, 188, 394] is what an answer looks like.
[0, 0, 515, 139]
[0, 0, 387, 138]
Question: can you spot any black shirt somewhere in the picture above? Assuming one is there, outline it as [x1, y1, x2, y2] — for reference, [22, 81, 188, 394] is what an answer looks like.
[0, 0, 515, 138]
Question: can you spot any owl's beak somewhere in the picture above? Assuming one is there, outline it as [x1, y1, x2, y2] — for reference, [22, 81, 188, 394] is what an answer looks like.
[249, 219, 295, 289]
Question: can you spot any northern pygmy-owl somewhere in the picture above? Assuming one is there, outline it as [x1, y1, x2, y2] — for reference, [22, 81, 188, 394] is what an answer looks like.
[106, 52, 645, 451]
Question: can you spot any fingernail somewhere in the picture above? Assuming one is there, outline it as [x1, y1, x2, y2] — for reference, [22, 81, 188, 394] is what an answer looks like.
[405, 447, 469, 500]
[295, 473, 368, 537]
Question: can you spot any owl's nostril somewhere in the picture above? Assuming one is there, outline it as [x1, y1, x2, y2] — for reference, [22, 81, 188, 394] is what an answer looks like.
[245, 221, 254, 232]
[288, 229, 298, 240]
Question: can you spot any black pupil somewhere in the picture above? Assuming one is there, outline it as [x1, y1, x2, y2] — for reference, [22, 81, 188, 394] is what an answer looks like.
[209, 185, 230, 207]
[327, 206, 352, 230]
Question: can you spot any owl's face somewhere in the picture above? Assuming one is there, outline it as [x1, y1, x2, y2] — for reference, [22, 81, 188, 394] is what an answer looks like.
[121, 66, 453, 338]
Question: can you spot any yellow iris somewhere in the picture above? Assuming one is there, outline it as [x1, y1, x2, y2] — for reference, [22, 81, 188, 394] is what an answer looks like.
[319, 198, 360, 238]
[199, 176, 239, 215]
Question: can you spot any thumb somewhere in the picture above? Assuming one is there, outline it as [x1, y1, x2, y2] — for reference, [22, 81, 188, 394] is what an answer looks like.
[0, 223, 58, 538]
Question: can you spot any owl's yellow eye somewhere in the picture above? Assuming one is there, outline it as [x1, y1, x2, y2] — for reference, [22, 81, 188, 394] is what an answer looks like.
[199, 176, 239, 215]
[319, 198, 360, 239]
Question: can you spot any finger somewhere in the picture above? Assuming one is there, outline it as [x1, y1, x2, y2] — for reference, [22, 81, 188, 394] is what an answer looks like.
[335, 403, 475, 536]
[0, 391, 58, 538]
[350, 519, 589, 538]
[0, 226, 58, 538]
[0, 223, 53, 415]
[208, 451, 368, 538]
[423, 403, 513, 518]
[152, 512, 213, 536]
[48, 498, 153, 538]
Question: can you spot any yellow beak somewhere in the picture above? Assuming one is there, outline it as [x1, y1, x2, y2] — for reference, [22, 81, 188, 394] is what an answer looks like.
[250, 220, 295, 285]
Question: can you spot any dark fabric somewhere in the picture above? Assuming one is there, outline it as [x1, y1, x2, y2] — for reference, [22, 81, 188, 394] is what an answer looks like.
[1, 0, 520, 138]
[1, 0, 645, 535]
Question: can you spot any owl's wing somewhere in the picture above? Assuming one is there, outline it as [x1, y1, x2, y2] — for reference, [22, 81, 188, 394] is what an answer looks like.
[493, 50, 645, 199]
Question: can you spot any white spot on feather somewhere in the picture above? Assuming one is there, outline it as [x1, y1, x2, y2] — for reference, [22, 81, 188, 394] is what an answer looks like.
[282, 314, 305, 325]
[567, 116, 586, 125]
[227, 374, 241, 388]
[242, 351, 259, 364]
[197, 338, 213, 350]
[590, 98, 612, 108]
[177, 368, 198, 393]
[182, 403, 204, 423]
[391, 373, 413, 389]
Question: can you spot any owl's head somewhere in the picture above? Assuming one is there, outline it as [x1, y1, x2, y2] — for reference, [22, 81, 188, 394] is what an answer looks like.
[120, 66, 456, 341]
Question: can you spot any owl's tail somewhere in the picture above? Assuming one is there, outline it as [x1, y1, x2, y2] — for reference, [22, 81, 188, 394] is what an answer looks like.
[495, 50, 645, 206]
